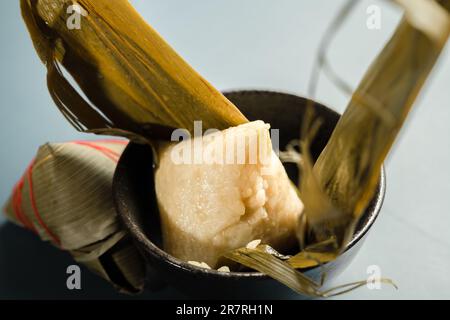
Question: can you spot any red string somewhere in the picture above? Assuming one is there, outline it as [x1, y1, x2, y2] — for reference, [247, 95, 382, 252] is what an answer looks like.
[12, 173, 38, 234]
[27, 160, 61, 247]
[12, 180, 26, 226]
[87, 139, 128, 145]
[72, 141, 121, 163]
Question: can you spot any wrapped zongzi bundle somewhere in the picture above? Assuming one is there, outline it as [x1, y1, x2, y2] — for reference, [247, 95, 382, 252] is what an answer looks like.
[155, 121, 304, 267]
[3, 140, 145, 293]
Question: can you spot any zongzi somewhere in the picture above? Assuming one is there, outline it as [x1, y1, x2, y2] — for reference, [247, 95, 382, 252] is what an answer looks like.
[155, 121, 304, 267]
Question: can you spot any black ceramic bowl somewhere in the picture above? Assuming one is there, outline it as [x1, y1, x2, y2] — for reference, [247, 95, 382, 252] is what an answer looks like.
[113, 91, 385, 299]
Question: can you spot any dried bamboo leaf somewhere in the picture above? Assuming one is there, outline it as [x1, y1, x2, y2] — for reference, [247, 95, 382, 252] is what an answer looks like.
[224, 247, 320, 297]
[287, 238, 339, 269]
[307, 0, 450, 245]
[21, 0, 248, 140]
[287, 251, 337, 269]
[225, 245, 396, 298]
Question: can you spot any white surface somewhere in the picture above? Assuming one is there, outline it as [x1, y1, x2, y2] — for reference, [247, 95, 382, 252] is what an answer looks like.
[0, 0, 449, 299]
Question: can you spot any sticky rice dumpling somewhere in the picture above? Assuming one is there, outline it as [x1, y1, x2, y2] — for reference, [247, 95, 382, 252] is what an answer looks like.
[155, 121, 304, 267]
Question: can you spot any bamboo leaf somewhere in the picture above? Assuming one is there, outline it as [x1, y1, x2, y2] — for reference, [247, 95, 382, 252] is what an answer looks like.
[224, 247, 320, 297]
[21, 0, 248, 140]
[307, 0, 450, 245]
[225, 245, 397, 298]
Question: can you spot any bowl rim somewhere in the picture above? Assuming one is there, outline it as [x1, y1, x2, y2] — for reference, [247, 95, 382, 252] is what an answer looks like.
[113, 90, 386, 279]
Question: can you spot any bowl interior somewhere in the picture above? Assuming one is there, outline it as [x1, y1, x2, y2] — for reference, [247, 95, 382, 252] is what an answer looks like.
[113, 90, 385, 278]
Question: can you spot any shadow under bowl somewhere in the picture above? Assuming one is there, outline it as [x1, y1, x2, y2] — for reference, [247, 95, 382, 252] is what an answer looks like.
[113, 90, 385, 299]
